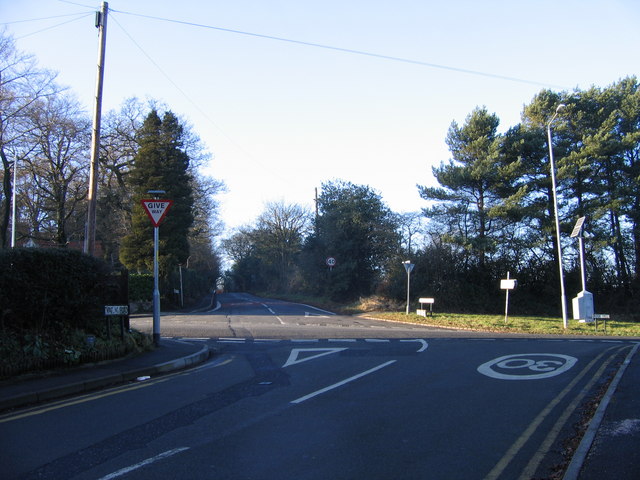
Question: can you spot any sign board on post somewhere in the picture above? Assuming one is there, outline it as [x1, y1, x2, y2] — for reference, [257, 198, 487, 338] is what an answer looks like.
[417, 298, 435, 317]
[500, 279, 517, 290]
[141, 195, 173, 347]
[570, 216, 586, 238]
[105, 305, 128, 316]
[501, 272, 517, 323]
[104, 305, 128, 340]
[141, 199, 174, 227]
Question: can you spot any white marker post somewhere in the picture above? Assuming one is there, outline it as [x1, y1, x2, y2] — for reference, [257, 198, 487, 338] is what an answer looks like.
[500, 272, 517, 323]
[141, 192, 173, 346]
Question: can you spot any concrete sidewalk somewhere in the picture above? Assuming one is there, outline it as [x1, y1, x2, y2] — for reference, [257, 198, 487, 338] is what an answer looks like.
[564, 343, 640, 479]
[0, 338, 210, 412]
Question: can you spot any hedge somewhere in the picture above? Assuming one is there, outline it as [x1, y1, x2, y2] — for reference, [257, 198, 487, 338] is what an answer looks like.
[0, 248, 121, 334]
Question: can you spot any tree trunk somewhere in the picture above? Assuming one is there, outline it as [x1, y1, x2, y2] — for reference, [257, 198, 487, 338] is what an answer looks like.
[0, 147, 12, 248]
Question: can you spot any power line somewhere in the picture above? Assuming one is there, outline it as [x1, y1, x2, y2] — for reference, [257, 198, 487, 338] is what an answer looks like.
[109, 12, 296, 185]
[2, 13, 93, 39]
[111, 8, 568, 90]
[1, 12, 91, 25]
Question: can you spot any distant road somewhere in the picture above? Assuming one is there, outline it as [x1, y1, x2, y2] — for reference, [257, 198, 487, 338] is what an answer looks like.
[131, 292, 522, 339]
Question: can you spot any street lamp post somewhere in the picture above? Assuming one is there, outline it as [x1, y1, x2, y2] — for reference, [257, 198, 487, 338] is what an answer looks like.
[547, 104, 568, 329]
[402, 260, 414, 315]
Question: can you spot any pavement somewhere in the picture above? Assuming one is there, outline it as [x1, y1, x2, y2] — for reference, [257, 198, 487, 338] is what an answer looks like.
[562, 342, 640, 480]
[0, 337, 638, 479]
[0, 337, 210, 412]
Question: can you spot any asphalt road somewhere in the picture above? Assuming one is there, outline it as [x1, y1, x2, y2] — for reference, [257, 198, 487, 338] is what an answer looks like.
[1, 293, 635, 479]
[129, 292, 529, 339]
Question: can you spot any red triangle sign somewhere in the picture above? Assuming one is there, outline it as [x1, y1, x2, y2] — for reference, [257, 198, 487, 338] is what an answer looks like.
[141, 199, 173, 227]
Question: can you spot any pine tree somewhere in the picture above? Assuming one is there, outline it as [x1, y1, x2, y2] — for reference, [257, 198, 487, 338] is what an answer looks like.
[418, 107, 514, 269]
[120, 110, 194, 275]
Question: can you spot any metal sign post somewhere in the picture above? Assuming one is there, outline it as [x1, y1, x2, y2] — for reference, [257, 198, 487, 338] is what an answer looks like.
[500, 272, 517, 323]
[570, 217, 587, 291]
[141, 192, 173, 347]
[570, 216, 594, 323]
[402, 260, 415, 315]
[326, 256, 336, 271]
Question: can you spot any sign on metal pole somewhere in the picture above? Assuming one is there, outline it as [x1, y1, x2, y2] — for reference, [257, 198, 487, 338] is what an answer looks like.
[141, 197, 172, 347]
[570, 216, 586, 238]
[104, 305, 128, 316]
[141, 199, 173, 227]
[402, 261, 414, 315]
[500, 272, 517, 323]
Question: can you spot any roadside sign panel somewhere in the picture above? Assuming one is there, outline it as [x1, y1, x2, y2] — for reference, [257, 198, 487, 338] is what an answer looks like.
[141, 199, 173, 227]
[105, 305, 128, 316]
[500, 279, 517, 290]
[570, 216, 586, 238]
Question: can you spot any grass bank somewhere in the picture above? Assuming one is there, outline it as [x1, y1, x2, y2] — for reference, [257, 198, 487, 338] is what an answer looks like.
[364, 311, 640, 337]
[261, 293, 640, 337]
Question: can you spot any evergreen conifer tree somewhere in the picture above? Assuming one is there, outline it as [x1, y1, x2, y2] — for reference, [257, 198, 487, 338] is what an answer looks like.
[120, 110, 194, 275]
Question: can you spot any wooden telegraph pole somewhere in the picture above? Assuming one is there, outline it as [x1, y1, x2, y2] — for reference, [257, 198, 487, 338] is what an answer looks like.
[85, 1, 108, 256]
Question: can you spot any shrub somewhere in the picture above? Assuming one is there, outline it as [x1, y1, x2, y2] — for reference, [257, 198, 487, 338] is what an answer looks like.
[129, 273, 154, 301]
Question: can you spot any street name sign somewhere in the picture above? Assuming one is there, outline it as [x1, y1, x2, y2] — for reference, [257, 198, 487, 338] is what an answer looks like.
[105, 305, 128, 316]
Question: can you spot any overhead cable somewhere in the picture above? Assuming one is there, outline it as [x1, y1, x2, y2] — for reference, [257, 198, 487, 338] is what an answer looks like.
[111, 8, 568, 90]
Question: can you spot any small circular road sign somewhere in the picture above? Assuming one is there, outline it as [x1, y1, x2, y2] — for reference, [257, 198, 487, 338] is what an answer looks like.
[326, 257, 337, 267]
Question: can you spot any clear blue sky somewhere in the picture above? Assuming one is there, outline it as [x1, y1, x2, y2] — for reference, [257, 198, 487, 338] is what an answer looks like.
[2, 0, 639, 233]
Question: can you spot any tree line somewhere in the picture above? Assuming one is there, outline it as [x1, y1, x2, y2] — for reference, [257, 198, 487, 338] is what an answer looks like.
[0, 34, 224, 300]
[2, 30, 637, 316]
[225, 77, 639, 317]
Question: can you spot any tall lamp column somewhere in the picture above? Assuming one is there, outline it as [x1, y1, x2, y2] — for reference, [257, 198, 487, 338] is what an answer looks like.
[547, 104, 568, 329]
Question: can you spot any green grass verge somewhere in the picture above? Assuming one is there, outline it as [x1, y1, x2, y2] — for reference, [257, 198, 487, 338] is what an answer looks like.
[255, 292, 639, 337]
[364, 311, 640, 337]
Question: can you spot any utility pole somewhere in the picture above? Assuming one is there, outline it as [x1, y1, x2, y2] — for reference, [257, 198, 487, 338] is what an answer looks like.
[85, 1, 108, 256]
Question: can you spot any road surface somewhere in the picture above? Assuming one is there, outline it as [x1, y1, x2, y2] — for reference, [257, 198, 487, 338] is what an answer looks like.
[1, 293, 635, 479]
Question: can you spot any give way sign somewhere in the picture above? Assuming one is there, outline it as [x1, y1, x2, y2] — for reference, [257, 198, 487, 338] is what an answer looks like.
[141, 199, 173, 227]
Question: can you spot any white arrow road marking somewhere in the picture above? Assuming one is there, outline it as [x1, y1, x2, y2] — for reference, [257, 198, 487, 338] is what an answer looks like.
[283, 348, 347, 367]
[305, 312, 330, 318]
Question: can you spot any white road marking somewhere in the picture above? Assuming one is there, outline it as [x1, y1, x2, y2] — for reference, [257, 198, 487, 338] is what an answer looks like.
[299, 304, 336, 315]
[291, 360, 397, 404]
[478, 353, 578, 380]
[400, 339, 429, 352]
[99, 447, 190, 480]
[261, 303, 285, 324]
[283, 348, 348, 367]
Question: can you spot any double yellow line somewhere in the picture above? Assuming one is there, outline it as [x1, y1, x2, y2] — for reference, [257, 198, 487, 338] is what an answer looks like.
[484, 344, 632, 480]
